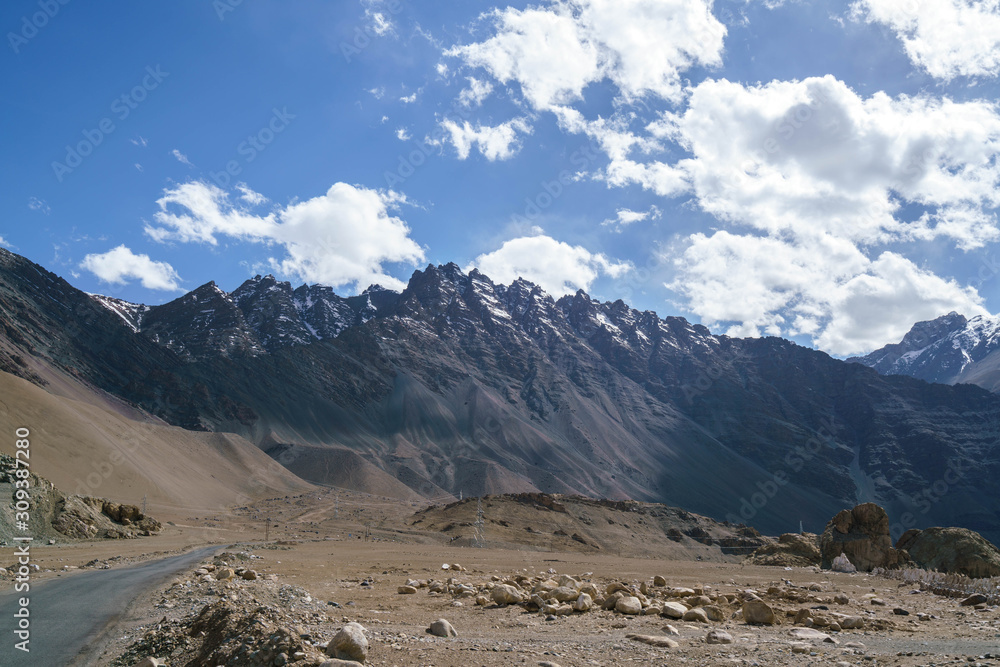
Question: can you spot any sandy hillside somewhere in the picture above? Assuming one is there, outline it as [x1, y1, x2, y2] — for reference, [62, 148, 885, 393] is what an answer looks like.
[0, 370, 314, 520]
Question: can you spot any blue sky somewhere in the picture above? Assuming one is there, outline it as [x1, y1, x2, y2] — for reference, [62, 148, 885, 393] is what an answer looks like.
[3, 0, 1000, 355]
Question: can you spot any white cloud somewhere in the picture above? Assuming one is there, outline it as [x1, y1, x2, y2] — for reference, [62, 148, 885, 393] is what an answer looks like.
[440, 117, 533, 161]
[80, 245, 183, 291]
[145, 181, 425, 292]
[171, 149, 194, 167]
[446, 0, 725, 109]
[851, 0, 1000, 80]
[457, 77, 494, 107]
[28, 197, 50, 214]
[658, 75, 1000, 354]
[399, 91, 419, 104]
[661, 76, 1000, 246]
[368, 86, 386, 99]
[436, 62, 449, 77]
[395, 127, 411, 141]
[130, 136, 148, 148]
[134, 163, 144, 172]
[0, 237, 10, 248]
[470, 234, 631, 297]
[366, 10, 394, 36]
[235, 182, 267, 205]
[602, 206, 661, 231]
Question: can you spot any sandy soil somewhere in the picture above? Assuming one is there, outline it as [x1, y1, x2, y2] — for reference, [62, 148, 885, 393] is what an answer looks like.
[21, 488, 993, 667]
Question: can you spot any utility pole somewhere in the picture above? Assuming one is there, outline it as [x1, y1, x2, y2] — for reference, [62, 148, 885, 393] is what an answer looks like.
[265, 517, 270, 542]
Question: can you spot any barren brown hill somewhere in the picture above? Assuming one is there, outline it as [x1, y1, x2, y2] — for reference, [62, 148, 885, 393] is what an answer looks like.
[0, 370, 314, 519]
[407, 493, 768, 560]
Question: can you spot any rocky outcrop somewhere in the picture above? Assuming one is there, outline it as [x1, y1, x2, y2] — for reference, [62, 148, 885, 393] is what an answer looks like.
[747, 533, 821, 567]
[896, 527, 1000, 578]
[0, 454, 160, 541]
[820, 504, 912, 571]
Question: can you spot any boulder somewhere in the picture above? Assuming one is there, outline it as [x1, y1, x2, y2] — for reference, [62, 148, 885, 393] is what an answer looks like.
[214, 568, 235, 581]
[491, 584, 523, 605]
[572, 593, 593, 612]
[327, 622, 368, 663]
[661, 601, 687, 619]
[819, 504, 912, 571]
[706, 629, 733, 644]
[831, 553, 857, 573]
[616, 596, 643, 615]
[428, 618, 458, 638]
[682, 608, 708, 623]
[746, 532, 822, 567]
[549, 586, 580, 603]
[397, 585, 418, 595]
[895, 527, 1000, 578]
[742, 599, 777, 625]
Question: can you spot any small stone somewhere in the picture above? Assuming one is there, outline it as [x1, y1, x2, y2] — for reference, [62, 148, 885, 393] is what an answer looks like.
[870, 598, 886, 606]
[683, 607, 709, 623]
[790, 642, 810, 654]
[397, 585, 418, 595]
[135, 659, 167, 667]
[702, 605, 725, 622]
[834, 593, 850, 605]
[428, 618, 458, 638]
[653, 575, 667, 586]
[663, 624, 679, 635]
[626, 634, 679, 648]
[892, 607, 910, 616]
[241, 569, 258, 581]
[214, 567, 235, 581]
[706, 629, 733, 644]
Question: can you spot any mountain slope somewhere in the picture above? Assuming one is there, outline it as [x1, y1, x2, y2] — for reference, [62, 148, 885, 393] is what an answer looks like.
[2, 247, 999, 542]
[850, 312, 1000, 393]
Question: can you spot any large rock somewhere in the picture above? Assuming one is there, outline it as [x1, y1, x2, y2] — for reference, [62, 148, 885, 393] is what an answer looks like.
[428, 618, 458, 638]
[742, 599, 777, 625]
[615, 596, 643, 615]
[326, 622, 368, 663]
[747, 532, 822, 567]
[661, 601, 687, 619]
[819, 504, 911, 571]
[895, 527, 1000, 578]
[492, 584, 524, 605]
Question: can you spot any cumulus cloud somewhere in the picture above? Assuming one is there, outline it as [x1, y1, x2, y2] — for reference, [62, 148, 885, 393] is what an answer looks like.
[81, 245, 183, 291]
[145, 181, 425, 292]
[658, 75, 1000, 353]
[668, 230, 987, 355]
[0, 237, 10, 248]
[470, 234, 631, 297]
[851, 0, 1000, 80]
[440, 117, 533, 160]
[446, 0, 725, 109]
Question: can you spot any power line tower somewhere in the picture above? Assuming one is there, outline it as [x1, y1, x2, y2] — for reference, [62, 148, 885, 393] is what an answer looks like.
[472, 497, 486, 548]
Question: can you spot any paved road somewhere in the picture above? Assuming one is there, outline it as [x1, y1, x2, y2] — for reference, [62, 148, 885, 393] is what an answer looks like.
[0, 545, 221, 666]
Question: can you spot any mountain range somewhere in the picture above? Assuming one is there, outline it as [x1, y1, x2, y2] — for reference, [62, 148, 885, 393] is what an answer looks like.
[1, 247, 998, 543]
[850, 312, 1000, 394]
